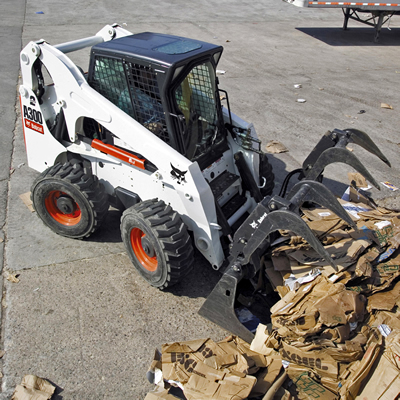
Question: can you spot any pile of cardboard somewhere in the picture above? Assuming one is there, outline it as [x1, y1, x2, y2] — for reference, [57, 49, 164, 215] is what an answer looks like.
[145, 179, 400, 399]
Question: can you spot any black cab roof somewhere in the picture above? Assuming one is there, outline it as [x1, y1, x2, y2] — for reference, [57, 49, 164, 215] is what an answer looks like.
[92, 32, 223, 67]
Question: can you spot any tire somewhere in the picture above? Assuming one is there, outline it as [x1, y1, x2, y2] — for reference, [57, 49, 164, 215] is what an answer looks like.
[31, 161, 108, 239]
[259, 153, 275, 197]
[121, 199, 194, 289]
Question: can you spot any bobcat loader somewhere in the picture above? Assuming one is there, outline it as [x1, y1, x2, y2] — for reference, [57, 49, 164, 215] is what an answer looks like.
[19, 24, 390, 341]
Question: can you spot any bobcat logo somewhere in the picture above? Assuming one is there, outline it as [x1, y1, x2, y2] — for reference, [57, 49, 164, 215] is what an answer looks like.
[170, 163, 187, 184]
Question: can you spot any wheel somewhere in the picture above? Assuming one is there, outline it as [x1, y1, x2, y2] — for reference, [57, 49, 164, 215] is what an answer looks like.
[259, 152, 275, 197]
[120, 199, 194, 289]
[31, 161, 108, 238]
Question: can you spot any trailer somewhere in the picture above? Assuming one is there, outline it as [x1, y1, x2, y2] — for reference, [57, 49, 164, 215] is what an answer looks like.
[283, 0, 400, 41]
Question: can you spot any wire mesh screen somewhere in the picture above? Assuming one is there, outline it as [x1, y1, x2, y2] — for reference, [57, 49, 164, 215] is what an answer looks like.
[175, 64, 216, 123]
[174, 62, 221, 160]
[91, 56, 135, 118]
[91, 56, 169, 143]
[124, 62, 169, 143]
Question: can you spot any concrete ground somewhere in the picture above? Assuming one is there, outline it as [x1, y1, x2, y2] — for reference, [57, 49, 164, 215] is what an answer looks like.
[1, 0, 400, 398]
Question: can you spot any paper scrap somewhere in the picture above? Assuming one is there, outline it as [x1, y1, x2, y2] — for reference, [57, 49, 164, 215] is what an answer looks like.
[342, 202, 370, 219]
[381, 181, 399, 191]
[378, 324, 391, 337]
[284, 269, 321, 291]
[375, 220, 391, 229]
[318, 212, 332, 217]
[381, 103, 393, 109]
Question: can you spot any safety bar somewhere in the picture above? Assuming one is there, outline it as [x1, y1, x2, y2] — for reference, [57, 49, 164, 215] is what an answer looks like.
[54, 35, 104, 54]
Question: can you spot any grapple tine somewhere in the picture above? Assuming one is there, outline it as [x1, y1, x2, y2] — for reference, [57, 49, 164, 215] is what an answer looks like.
[287, 180, 357, 231]
[241, 209, 338, 271]
[304, 147, 381, 190]
[198, 264, 255, 343]
[345, 128, 391, 167]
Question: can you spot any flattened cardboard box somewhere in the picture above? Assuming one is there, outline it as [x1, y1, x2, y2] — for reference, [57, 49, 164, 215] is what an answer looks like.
[280, 341, 338, 380]
[270, 276, 365, 338]
[355, 354, 400, 400]
[161, 338, 249, 382]
[339, 339, 382, 400]
[288, 370, 337, 400]
[355, 331, 400, 400]
[183, 362, 256, 400]
[160, 338, 257, 400]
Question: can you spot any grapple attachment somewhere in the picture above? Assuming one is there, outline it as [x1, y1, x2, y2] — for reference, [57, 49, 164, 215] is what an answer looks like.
[302, 128, 390, 189]
[199, 180, 356, 342]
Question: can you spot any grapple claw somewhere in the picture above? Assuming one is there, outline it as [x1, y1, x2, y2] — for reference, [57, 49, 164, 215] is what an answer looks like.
[304, 147, 381, 190]
[287, 180, 357, 231]
[199, 129, 390, 340]
[344, 128, 391, 167]
[301, 128, 390, 189]
[199, 181, 353, 340]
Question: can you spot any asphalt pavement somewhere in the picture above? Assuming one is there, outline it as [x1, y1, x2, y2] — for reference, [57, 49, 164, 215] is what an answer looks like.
[1, 0, 400, 398]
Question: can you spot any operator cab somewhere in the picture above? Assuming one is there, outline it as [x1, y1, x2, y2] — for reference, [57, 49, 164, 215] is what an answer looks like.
[87, 32, 227, 169]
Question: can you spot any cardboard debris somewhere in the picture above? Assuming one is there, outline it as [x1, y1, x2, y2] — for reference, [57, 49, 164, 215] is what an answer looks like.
[265, 140, 289, 154]
[348, 173, 368, 189]
[289, 371, 337, 400]
[367, 280, 400, 312]
[19, 192, 34, 212]
[338, 337, 382, 400]
[7, 273, 20, 283]
[11, 375, 55, 400]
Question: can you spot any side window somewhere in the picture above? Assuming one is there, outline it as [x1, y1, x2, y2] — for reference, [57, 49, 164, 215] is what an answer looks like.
[81, 117, 114, 145]
[91, 56, 135, 118]
[124, 62, 170, 144]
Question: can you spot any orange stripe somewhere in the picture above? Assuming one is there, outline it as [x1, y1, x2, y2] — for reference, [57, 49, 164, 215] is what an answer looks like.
[19, 96, 27, 150]
[92, 139, 145, 170]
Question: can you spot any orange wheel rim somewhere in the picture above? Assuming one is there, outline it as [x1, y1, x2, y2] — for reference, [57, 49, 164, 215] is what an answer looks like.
[45, 190, 81, 226]
[130, 228, 157, 271]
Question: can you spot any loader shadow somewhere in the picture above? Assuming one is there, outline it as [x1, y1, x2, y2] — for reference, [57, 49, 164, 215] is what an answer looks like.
[296, 27, 400, 46]
[84, 209, 123, 244]
[171, 248, 224, 299]
[46, 379, 64, 399]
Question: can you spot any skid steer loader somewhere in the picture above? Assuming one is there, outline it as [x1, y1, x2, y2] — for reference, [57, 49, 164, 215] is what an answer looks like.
[19, 24, 390, 341]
